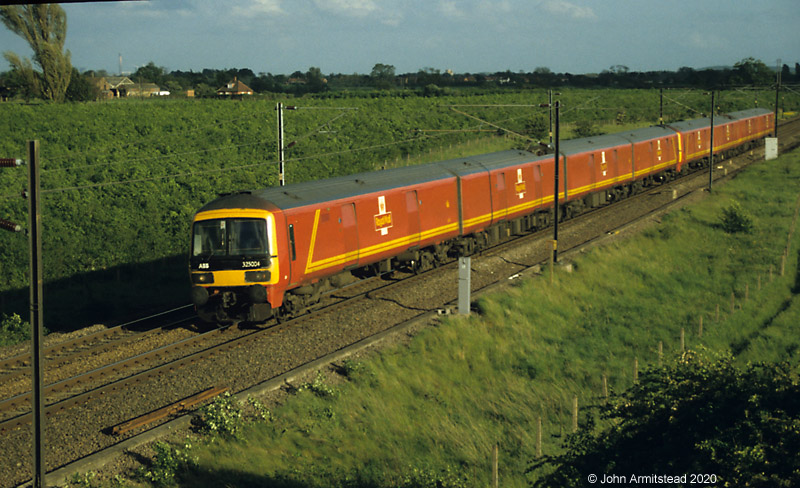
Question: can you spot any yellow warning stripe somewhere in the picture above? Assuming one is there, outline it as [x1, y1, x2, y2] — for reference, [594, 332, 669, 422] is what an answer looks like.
[305, 208, 459, 274]
[684, 128, 772, 161]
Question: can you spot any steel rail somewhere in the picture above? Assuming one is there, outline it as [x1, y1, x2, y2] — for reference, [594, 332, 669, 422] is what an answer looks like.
[0, 310, 196, 386]
[0, 304, 193, 374]
[0, 317, 213, 422]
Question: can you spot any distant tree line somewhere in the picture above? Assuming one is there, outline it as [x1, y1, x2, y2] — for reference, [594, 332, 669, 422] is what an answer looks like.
[1, 5, 797, 102]
[3, 57, 797, 103]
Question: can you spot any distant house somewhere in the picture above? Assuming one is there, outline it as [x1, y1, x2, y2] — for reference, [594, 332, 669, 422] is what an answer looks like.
[126, 82, 163, 97]
[91, 76, 136, 98]
[217, 77, 254, 97]
[91, 77, 168, 98]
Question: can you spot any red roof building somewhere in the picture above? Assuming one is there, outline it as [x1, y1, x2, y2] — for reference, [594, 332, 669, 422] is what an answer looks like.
[217, 77, 254, 97]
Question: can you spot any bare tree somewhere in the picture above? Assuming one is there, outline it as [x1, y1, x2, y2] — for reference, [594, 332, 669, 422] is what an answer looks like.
[1, 4, 72, 102]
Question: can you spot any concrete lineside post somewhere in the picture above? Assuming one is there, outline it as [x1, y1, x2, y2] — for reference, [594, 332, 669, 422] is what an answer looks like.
[458, 256, 471, 315]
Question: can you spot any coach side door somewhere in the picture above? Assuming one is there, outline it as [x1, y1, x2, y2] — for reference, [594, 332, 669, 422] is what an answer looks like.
[340, 203, 359, 269]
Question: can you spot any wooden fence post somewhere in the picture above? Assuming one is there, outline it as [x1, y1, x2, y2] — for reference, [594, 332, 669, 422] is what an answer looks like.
[658, 341, 663, 367]
[698, 316, 703, 338]
[536, 417, 543, 458]
[572, 396, 579, 433]
[633, 357, 639, 384]
[492, 444, 499, 488]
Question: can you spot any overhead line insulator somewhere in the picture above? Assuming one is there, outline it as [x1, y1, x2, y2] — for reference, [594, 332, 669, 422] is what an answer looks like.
[0, 218, 22, 233]
[0, 158, 24, 168]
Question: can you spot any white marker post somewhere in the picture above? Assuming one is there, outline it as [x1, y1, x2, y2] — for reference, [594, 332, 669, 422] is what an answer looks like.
[458, 256, 471, 315]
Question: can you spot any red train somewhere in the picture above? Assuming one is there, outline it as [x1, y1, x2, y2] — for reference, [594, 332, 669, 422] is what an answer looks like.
[189, 108, 773, 322]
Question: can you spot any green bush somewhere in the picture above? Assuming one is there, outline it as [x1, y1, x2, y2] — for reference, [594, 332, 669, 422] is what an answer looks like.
[0, 313, 29, 346]
[719, 201, 755, 233]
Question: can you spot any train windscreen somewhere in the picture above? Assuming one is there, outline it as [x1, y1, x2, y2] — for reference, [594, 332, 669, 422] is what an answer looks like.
[192, 218, 268, 257]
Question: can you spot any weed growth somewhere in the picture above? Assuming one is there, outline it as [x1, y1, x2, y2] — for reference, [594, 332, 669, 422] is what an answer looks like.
[137, 440, 197, 487]
[0, 313, 30, 346]
[190, 392, 242, 438]
[298, 371, 338, 398]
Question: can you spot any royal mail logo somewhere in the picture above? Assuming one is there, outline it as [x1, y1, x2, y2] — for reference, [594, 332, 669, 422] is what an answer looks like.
[515, 168, 526, 199]
[375, 196, 392, 235]
[601, 151, 608, 176]
[374, 212, 393, 230]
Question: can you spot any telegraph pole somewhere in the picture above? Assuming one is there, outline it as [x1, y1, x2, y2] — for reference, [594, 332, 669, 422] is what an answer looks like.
[774, 59, 781, 137]
[553, 100, 560, 262]
[548, 90, 553, 147]
[275, 103, 354, 186]
[277, 102, 286, 186]
[5, 144, 45, 487]
[28, 140, 45, 488]
[708, 92, 715, 193]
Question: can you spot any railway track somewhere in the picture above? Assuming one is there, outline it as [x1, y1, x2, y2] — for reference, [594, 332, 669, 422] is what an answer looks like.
[1, 116, 798, 488]
[0, 305, 194, 384]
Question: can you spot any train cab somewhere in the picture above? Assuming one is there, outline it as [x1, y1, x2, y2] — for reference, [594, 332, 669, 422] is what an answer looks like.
[189, 193, 283, 323]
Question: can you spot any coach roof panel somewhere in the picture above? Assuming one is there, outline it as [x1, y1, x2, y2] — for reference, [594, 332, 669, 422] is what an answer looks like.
[667, 113, 738, 132]
[248, 161, 455, 209]
[559, 134, 632, 156]
[212, 150, 549, 210]
[727, 108, 771, 120]
[617, 125, 679, 144]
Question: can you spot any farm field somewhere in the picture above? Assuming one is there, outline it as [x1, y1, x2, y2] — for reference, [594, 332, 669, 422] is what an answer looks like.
[2, 88, 796, 336]
[100, 146, 800, 487]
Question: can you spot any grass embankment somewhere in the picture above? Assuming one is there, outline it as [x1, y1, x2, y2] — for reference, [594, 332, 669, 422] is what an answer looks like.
[122, 149, 800, 488]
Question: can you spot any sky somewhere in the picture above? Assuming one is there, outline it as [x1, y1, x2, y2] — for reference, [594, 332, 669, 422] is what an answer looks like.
[0, 0, 798, 77]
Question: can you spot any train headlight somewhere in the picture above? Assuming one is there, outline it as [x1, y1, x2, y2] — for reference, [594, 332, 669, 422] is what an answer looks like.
[245, 270, 271, 282]
[191, 272, 214, 284]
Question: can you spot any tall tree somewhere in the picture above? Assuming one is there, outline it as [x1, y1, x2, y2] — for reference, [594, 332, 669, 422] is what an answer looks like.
[370, 63, 396, 89]
[730, 57, 772, 86]
[1, 4, 72, 102]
